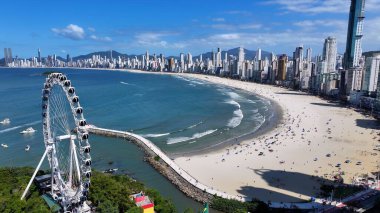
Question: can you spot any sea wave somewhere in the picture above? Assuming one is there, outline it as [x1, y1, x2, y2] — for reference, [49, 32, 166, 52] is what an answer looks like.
[0, 120, 41, 134]
[120, 81, 135, 86]
[225, 100, 241, 109]
[225, 99, 244, 128]
[174, 76, 205, 85]
[141, 133, 170, 138]
[227, 109, 244, 128]
[167, 129, 217, 145]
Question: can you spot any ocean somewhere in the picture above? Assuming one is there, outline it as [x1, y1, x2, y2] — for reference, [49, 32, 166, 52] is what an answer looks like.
[0, 68, 274, 210]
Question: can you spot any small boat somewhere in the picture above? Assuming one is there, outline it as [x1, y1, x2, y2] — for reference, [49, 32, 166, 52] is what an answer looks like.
[25, 145, 30, 151]
[103, 168, 118, 174]
[0, 118, 10, 124]
[1, 143, 8, 148]
[20, 127, 36, 134]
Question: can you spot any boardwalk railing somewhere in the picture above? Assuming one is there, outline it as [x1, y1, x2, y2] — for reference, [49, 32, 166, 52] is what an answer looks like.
[87, 126, 246, 202]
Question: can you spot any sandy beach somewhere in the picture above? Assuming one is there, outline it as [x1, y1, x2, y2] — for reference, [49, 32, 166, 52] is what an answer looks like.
[33, 67, 380, 202]
[164, 73, 380, 203]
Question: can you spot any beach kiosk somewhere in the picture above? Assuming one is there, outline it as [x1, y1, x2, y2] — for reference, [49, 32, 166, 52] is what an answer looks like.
[130, 192, 154, 213]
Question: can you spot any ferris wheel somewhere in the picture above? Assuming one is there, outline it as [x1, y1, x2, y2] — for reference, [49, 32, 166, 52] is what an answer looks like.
[22, 73, 91, 212]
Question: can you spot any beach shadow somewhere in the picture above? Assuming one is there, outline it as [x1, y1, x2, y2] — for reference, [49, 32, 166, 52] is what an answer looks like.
[275, 92, 309, 96]
[355, 119, 380, 130]
[310, 102, 343, 108]
[239, 169, 342, 203]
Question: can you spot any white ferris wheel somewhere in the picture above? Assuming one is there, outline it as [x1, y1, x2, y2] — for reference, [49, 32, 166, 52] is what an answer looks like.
[21, 73, 91, 212]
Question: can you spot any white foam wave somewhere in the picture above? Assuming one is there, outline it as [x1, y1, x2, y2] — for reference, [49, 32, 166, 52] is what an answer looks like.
[120, 81, 135, 86]
[225, 100, 241, 109]
[226, 91, 241, 100]
[141, 133, 170, 138]
[0, 120, 40, 134]
[227, 109, 244, 128]
[167, 129, 217, 145]
[188, 121, 203, 129]
[174, 76, 205, 85]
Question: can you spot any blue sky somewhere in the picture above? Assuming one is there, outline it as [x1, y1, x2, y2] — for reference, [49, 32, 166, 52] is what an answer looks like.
[1, 0, 379, 58]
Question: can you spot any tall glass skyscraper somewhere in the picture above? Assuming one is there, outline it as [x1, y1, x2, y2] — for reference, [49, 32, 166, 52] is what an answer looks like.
[344, 0, 365, 69]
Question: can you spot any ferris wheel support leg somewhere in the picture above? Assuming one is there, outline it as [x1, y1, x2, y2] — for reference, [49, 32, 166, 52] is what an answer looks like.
[72, 141, 82, 181]
[21, 148, 48, 200]
[69, 139, 73, 186]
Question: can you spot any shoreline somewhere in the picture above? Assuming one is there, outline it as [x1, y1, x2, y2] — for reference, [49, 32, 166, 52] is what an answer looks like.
[2, 67, 283, 157]
[3, 67, 380, 203]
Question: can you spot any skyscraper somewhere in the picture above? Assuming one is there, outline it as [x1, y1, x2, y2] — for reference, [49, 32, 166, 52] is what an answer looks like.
[322, 37, 337, 73]
[238, 47, 244, 62]
[216, 48, 222, 67]
[144, 51, 149, 69]
[306, 48, 312, 62]
[4, 48, 8, 65]
[344, 0, 365, 69]
[38, 48, 41, 63]
[256, 48, 262, 61]
[277, 54, 288, 81]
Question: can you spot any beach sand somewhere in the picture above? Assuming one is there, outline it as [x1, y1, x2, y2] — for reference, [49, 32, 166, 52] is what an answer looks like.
[167, 73, 380, 203]
[50, 68, 380, 202]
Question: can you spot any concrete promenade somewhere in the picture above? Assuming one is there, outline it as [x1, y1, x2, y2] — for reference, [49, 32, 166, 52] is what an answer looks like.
[86, 125, 245, 202]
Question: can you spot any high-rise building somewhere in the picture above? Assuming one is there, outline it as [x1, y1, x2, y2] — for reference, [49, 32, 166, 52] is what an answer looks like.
[3, 48, 8, 65]
[216, 48, 222, 67]
[145, 51, 149, 69]
[38, 48, 41, 63]
[362, 54, 380, 92]
[257, 48, 262, 61]
[277, 54, 288, 81]
[322, 36, 337, 73]
[180, 53, 185, 71]
[238, 47, 244, 62]
[306, 48, 312, 62]
[293, 46, 303, 80]
[344, 0, 365, 69]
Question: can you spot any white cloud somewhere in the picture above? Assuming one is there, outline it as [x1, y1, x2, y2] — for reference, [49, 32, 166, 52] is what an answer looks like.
[90, 35, 112, 42]
[210, 23, 262, 30]
[294, 19, 346, 29]
[52, 24, 85, 40]
[212, 18, 225, 22]
[224, 10, 252, 16]
[266, 0, 380, 14]
[134, 32, 183, 48]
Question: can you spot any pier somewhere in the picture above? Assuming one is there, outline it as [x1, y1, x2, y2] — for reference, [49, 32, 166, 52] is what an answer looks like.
[86, 125, 245, 203]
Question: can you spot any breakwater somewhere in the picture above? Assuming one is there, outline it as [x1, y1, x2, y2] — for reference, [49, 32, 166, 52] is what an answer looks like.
[86, 125, 245, 203]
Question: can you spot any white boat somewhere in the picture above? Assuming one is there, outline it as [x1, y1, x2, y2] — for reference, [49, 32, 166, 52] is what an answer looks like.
[1, 143, 8, 148]
[25, 145, 30, 151]
[20, 127, 36, 134]
[0, 118, 10, 124]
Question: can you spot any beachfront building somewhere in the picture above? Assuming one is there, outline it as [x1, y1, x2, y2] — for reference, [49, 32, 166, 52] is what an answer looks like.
[362, 54, 380, 92]
[341, 0, 366, 98]
[323, 37, 337, 73]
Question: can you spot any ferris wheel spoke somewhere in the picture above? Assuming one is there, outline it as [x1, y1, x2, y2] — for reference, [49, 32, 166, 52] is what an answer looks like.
[41, 73, 91, 211]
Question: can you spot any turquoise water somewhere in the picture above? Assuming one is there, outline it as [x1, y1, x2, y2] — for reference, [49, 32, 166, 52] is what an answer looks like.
[0, 68, 274, 210]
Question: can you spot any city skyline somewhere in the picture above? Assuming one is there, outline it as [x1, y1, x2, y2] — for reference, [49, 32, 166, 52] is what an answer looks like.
[1, 0, 380, 58]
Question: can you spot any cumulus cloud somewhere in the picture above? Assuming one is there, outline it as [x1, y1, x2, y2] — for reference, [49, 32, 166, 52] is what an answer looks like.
[52, 24, 85, 40]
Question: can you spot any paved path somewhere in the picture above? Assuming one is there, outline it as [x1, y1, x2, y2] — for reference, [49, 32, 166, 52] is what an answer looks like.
[87, 126, 245, 202]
